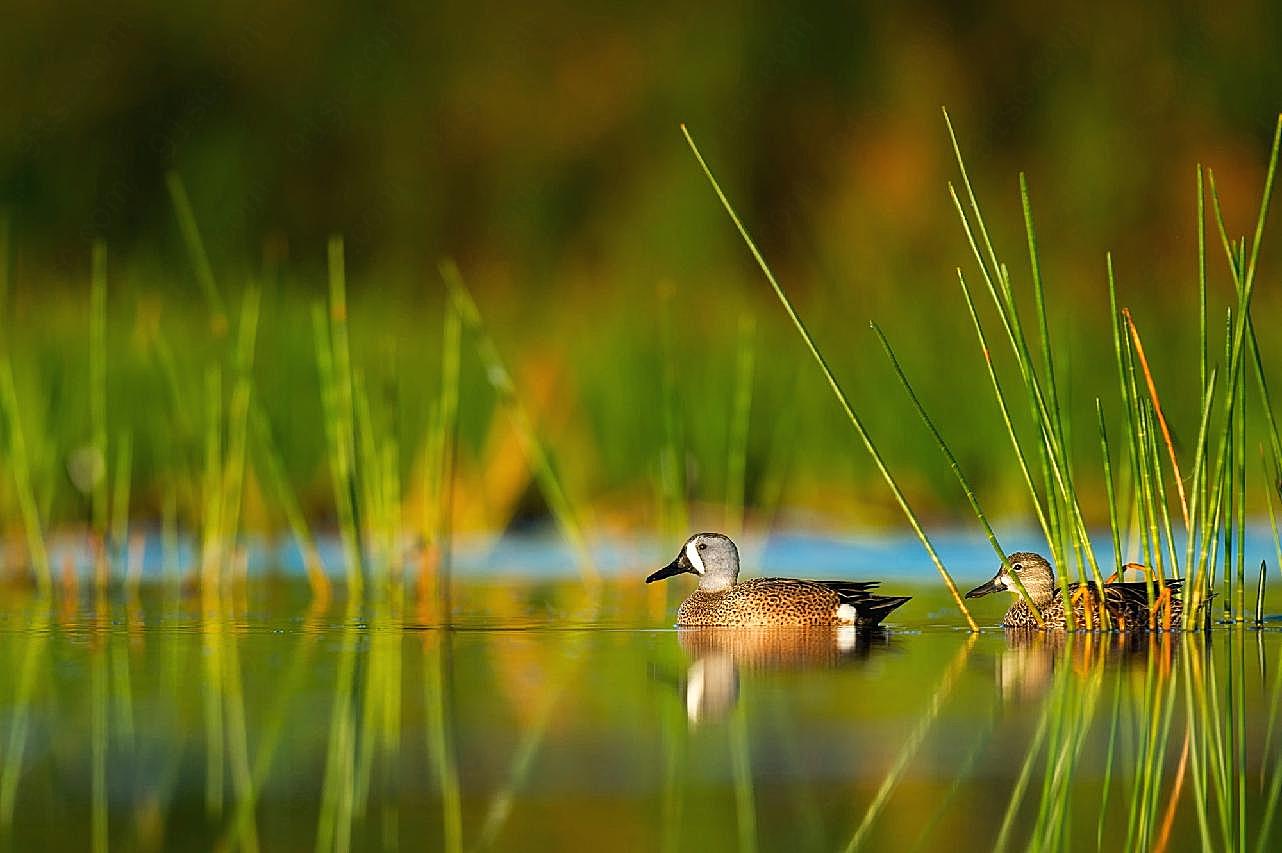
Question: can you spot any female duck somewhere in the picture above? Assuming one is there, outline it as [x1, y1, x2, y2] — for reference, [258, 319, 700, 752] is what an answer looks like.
[965, 551, 1185, 630]
[646, 533, 911, 628]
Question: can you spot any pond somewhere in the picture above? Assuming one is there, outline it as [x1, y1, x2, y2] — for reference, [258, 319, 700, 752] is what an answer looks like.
[0, 537, 1280, 851]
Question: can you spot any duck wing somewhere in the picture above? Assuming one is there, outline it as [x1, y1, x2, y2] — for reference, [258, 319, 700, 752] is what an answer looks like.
[792, 579, 911, 627]
[1070, 579, 1184, 612]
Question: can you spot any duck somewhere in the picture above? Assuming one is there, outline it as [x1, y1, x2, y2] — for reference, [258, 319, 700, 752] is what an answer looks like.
[964, 551, 1185, 630]
[645, 532, 911, 627]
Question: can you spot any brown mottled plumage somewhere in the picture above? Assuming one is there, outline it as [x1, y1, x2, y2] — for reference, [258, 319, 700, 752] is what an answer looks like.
[646, 533, 911, 628]
[966, 551, 1187, 630]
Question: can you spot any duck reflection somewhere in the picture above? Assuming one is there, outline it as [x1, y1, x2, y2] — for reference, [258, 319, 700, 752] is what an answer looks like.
[995, 628, 1178, 702]
[675, 626, 893, 724]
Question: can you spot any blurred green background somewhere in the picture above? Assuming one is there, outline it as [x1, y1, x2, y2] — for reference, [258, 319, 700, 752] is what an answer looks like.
[2, 1, 1282, 535]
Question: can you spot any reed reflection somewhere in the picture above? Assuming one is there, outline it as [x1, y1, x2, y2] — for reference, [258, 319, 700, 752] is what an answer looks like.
[994, 629, 1179, 703]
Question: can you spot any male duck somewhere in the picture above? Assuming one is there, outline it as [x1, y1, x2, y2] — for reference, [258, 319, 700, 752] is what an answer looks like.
[646, 532, 911, 627]
[965, 551, 1185, 630]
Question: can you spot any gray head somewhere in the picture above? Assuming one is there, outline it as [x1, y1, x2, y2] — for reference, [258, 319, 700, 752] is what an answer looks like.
[965, 551, 1057, 606]
[645, 533, 741, 593]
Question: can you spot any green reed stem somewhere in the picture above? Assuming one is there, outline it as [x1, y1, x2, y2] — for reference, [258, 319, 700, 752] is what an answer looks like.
[1098, 400, 1123, 574]
[252, 407, 329, 598]
[221, 287, 261, 576]
[313, 263, 364, 594]
[1146, 401, 1182, 578]
[683, 123, 977, 629]
[111, 430, 132, 577]
[90, 241, 109, 548]
[1268, 458, 1282, 592]
[957, 270, 1053, 547]
[944, 112, 1105, 598]
[1186, 369, 1221, 583]
[874, 322, 1044, 625]
[1021, 174, 1063, 444]
[0, 359, 50, 591]
[1199, 165, 1209, 428]
[1257, 561, 1267, 626]
[200, 366, 224, 593]
[424, 299, 462, 617]
[165, 171, 227, 331]
[328, 238, 364, 593]
[442, 260, 600, 585]
[1236, 358, 1248, 622]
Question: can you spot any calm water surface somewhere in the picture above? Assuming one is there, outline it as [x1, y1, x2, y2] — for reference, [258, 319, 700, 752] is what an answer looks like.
[0, 575, 1280, 851]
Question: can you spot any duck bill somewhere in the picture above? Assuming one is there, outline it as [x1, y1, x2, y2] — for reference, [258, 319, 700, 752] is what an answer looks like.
[646, 552, 694, 583]
[965, 574, 1004, 599]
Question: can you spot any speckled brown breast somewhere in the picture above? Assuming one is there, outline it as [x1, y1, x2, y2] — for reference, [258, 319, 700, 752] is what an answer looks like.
[675, 579, 845, 627]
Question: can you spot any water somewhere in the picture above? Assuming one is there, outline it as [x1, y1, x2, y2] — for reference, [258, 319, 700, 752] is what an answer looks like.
[0, 573, 1280, 851]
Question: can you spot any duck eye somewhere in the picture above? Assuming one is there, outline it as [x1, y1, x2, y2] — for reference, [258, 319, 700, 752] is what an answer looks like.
[1012, 563, 1023, 572]
[697, 542, 706, 551]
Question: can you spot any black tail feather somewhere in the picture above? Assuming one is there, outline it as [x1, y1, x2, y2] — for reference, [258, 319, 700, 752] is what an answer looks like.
[855, 594, 912, 627]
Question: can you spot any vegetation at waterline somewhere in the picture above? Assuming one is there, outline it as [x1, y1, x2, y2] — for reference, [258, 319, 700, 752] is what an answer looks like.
[1, 113, 1282, 627]
[1, 588, 1282, 850]
[684, 110, 1282, 631]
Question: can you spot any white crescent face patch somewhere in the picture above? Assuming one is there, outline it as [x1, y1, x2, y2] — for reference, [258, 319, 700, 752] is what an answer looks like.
[685, 539, 706, 575]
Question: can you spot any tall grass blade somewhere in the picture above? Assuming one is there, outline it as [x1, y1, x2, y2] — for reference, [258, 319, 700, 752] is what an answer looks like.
[441, 260, 599, 586]
[0, 360, 50, 592]
[90, 241, 109, 574]
[956, 270, 1053, 548]
[944, 112, 1105, 599]
[110, 430, 133, 583]
[1098, 400, 1124, 574]
[682, 123, 977, 629]
[1124, 309, 1190, 528]
[1256, 561, 1267, 626]
[165, 172, 227, 333]
[873, 322, 1044, 624]
[252, 407, 331, 602]
[422, 299, 462, 619]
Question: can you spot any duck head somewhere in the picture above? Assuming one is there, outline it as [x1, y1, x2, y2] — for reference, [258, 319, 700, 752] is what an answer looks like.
[646, 532, 740, 593]
[965, 551, 1057, 606]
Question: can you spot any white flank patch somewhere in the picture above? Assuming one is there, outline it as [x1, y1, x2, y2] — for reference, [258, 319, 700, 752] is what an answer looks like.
[836, 625, 857, 652]
[686, 540, 706, 575]
[836, 603, 858, 625]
